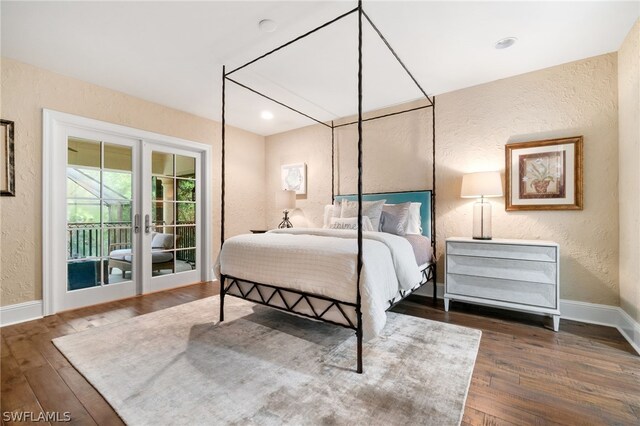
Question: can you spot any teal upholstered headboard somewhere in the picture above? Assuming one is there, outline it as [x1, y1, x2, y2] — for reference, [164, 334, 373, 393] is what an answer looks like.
[334, 190, 432, 239]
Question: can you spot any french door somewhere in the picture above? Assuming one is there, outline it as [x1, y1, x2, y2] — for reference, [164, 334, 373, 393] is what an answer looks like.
[62, 128, 139, 311]
[141, 143, 201, 293]
[47, 114, 209, 314]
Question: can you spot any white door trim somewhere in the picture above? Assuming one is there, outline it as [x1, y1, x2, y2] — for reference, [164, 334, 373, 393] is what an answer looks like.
[42, 109, 213, 316]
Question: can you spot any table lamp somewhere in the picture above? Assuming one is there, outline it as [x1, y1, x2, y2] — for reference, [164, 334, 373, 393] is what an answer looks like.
[276, 189, 296, 228]
[460, 171, 503, 240]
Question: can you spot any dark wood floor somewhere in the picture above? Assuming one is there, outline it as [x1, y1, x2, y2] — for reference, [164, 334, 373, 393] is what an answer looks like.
[1, 282, 639, 425]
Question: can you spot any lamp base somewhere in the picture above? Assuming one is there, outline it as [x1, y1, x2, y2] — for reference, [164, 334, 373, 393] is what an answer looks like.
[278, 210, 293, 229]
[472, 198, 492, 240]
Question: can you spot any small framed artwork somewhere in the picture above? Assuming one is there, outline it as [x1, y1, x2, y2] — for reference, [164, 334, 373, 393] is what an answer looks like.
[281, 163, 306, 195]
[1, 119, 15, 197]
[505, 136, 583, 211]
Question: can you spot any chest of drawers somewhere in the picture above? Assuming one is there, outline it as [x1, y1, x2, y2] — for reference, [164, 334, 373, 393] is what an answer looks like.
[444, 237, 560, 331]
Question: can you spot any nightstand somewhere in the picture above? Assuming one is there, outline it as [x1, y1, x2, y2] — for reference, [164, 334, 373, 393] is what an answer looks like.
[444, 237, 560, 331]
[250, 230, 268, 234]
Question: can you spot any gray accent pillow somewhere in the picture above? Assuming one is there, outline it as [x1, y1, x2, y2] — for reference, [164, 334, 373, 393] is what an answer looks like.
[340, 199, 386, 230]
[380, 202, 412, 236]
[152, 233, 174, 249]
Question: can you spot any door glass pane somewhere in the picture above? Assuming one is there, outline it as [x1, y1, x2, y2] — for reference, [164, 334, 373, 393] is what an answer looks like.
[176, 249, 196, 271]
[103, 201, 132, 224]
[175, 155, 195, 178]
[67, 225, 101, 259]
[151, 176, 174, 201]
[152, 152, 173, 176]
[103, 171, 132, 199]
[67, 137, 134, 291]
[67, 168, 100, 199]
[176, 179, 196, 202]
[105, 143, 132, 171]
[150, 151, 197, 278]
[152, 202, 175, 226]
[176, 203, 195, 224]
[68, 138, 100, 168]
[151, 250, 175, 276]
[176, 226, 196, 249]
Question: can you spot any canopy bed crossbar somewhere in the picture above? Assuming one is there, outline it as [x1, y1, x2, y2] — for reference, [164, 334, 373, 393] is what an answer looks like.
[219, 1, 435, 374]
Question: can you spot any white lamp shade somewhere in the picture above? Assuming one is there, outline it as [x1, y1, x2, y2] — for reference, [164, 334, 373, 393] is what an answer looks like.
[275, 189, 296, 210]
[461, 171, 503, 198]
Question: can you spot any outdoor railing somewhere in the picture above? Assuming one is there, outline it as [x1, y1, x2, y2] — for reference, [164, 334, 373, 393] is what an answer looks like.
[68, 222, 196, 264]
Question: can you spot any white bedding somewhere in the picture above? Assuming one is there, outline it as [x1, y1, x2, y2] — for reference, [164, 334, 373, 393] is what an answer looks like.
[214, 228, 422, 340]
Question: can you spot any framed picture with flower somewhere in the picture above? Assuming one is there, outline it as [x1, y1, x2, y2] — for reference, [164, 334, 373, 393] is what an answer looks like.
[505, 136, 583, 211]
[280, 162, 306, 195]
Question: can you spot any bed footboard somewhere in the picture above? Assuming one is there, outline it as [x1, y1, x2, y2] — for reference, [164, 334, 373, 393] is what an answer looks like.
[218, 262, 435, 374]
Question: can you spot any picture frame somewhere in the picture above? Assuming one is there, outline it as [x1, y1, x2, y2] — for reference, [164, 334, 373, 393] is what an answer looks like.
[505, 136, 583, 211]
[1, 119, 15, 197]
[280, 163, 306, 195]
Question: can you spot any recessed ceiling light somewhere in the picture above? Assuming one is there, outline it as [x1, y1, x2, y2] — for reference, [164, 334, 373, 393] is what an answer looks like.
[261, 111, 274, 120]
[259, 19, 277, 33]
[495, 37, 517, 50]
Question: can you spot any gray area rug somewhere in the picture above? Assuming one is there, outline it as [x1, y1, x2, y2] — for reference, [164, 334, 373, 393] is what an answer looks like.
[54, 296, 481, 425]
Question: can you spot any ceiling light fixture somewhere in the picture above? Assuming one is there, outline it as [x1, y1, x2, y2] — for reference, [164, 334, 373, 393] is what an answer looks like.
[494, 37, 518, 50]
[261, 111, 274, 120]
[259, 19, 277, 33]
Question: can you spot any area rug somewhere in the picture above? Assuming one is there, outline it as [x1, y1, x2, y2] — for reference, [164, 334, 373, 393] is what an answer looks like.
[53, 296, 481, 425]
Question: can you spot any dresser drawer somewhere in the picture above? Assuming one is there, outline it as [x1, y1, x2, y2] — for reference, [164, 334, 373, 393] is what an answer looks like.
[447, 241, 556, 262]
[447, 254, 556, 285]
[446, 273, 557, 308]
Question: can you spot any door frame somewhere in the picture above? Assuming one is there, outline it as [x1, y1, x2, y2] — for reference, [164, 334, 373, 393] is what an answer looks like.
[42, 109, 213, 316]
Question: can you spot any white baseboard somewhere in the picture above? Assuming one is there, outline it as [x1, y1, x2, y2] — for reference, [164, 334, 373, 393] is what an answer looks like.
[0, 300, 43, 327]
[558, 300, 640, 355]
[1, 292, 638, 355]
[428, 287, 640, 355]
[616, 307, 640, 355]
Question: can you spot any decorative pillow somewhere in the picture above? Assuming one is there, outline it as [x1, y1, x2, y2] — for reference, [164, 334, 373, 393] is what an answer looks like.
[329, 216, 374, 231]
[380, 202, 411, 236]
[340, 199, 386, 230]
[406, 202, 423, 235]
[322, 202, 342, 228]
[151, 233, 174, 249]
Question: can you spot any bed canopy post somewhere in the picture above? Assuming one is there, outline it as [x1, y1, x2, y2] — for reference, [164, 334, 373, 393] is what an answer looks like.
[355, 0, 364, 375]
[220, 65, 227, 322]
[331, 121, 335, 202]
[221, 65, 227, 248]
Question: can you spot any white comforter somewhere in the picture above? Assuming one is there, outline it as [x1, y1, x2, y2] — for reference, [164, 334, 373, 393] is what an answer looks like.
[214, 228, 422, 340]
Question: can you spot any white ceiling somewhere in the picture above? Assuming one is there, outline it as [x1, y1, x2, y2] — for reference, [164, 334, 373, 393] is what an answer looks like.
[2, 1, 638, 136]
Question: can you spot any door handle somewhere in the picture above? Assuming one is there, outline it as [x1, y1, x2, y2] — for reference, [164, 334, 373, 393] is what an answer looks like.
[134, 214, 141, 234]
[145, 214, 150, 234]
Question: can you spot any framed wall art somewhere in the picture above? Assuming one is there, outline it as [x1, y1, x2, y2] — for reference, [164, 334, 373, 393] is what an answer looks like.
[1, 119, 15, 197]
[505, 136, 583, 211]
[281, 163, 306, 195]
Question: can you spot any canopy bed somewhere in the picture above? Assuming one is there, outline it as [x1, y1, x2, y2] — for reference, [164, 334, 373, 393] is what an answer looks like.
[216, 0, 436, 373]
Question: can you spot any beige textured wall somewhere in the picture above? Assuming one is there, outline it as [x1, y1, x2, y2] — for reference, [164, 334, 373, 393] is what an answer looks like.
[0, 58, 266, 307]
[266, 53, 619, 305]
[618, 20, 640, 322]
[265, 101, 432, 228]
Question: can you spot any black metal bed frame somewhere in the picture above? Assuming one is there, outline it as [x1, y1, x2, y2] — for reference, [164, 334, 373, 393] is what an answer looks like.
[219, 0, 436, 374]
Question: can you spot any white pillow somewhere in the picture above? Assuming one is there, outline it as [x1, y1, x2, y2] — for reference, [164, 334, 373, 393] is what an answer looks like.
[322, 202, 341, 228]
[329, 216, 374, 231]
[406, 202, 423, 235]
[340, 199, 386, 230]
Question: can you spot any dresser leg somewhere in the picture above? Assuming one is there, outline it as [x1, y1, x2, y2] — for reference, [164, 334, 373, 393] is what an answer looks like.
[552, 315, 560, 332]
[444, 298, 450, 312]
